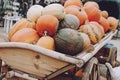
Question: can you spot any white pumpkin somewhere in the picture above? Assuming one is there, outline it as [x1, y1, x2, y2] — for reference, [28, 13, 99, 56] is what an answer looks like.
[41, 3, 65, 20]
[27, 5, 44, 22]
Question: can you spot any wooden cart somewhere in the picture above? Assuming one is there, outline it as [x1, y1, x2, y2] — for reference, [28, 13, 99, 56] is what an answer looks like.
[0, 30, 117, 80]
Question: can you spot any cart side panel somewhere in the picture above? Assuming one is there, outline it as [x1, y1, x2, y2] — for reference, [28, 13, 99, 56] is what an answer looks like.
[0, 47, 69, 78]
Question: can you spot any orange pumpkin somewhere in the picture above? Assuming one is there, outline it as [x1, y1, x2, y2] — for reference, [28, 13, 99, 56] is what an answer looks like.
[10, 28, 39, 44]
[9, 18, 36, 39]
[36, 33, 55, 50]
[107, 17, 118, 31]
[65, 5, 80, 9]
[67, 67, 79, 76]
[83, 5, 101, 22]
[36, 15, 59, 37]
[65, 7, 88, 25]
[75, 70, 83, 78]
[84, 1, 99, 9]
[101, 10, 109, 19]
[64, 0, 83, 8]
[99, 16, 109, 33]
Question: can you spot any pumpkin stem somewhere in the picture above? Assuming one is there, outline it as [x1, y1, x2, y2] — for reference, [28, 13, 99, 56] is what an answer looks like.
[79, 9, 81, 12]
[44, 30, 48, 36]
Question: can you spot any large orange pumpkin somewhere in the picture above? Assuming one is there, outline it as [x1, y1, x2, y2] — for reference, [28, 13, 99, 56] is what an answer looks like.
[36, 15, 59, 37]
[98, 16, 109, 33]
[84, 1, 99, 9]
[10, 28, 39, 44]
[64, 0, 83, 8]
[9, 18, 36, 39]
[65, 7, 88, 25]
[107, 16, 118, 31]
[83, 5, 101, 22]
[36, 34, 55, 50]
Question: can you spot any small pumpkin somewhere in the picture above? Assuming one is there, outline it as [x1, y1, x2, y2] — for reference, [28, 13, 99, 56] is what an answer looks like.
[36, 31, 55, 50]
[64, 0, 83, 8]
[36, 15, 59, 37]
[27, 5, 44, 22]
[107, 16, 118, 31]
[78, 23, 103, 44]
[9, 18, 36, 39]
[41, 3, 65, 20]
[83, 5, 101, 22]
[54, 28, 84, 56]
[65, 7, 88, 25]
[60, 14, 80, 30]
[10, 28, 39, 44]
[98, 16, 109, 33]
[101, 10, 109, 19]
[75, 70, 83, 78]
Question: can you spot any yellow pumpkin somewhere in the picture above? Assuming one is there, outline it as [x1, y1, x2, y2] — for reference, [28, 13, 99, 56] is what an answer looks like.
[36, 33, 55, 50]
[107, 16, 118, 31]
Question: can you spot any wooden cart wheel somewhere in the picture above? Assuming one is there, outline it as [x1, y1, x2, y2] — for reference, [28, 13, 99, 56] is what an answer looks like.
[82, 57, 100, 80]
[108, 47, 117, 67]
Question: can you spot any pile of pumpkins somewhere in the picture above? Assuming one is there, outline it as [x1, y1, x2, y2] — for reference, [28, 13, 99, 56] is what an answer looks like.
[8, 0, 118, 56]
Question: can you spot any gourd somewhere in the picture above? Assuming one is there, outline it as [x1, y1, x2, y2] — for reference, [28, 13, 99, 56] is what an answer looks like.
[99, 16, 109, 33]
[83, 5, 101, 22]
[27, 5, 44, 22]
[101, 10, 109, 19]
[54, 28, 84, 56]
[41, 3, 65, 20]
[64, 0, 83, 8]
[84, 1, 99, 9]
[60, 14, 80, 30]
[10, 28, 39, 44]
[36, 15, 59, 37]
[90, 21, 105, 38]
[65, 7, 88, 25]
[36, 31, 55, 50]
[107, 16, 118, 31]
[78, 22, 104, 44]
[9, 18, 36, 39]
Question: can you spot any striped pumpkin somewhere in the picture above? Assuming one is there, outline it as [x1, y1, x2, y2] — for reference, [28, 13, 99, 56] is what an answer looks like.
[78, 22, 104, 44]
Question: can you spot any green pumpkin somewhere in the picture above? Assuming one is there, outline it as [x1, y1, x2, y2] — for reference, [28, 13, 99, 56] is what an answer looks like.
[60, 14, 80, 30]
[54, 28, 84, 56]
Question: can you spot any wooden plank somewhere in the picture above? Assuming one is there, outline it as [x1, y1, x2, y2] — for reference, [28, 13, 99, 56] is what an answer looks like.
[0, 47, 69, 78]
